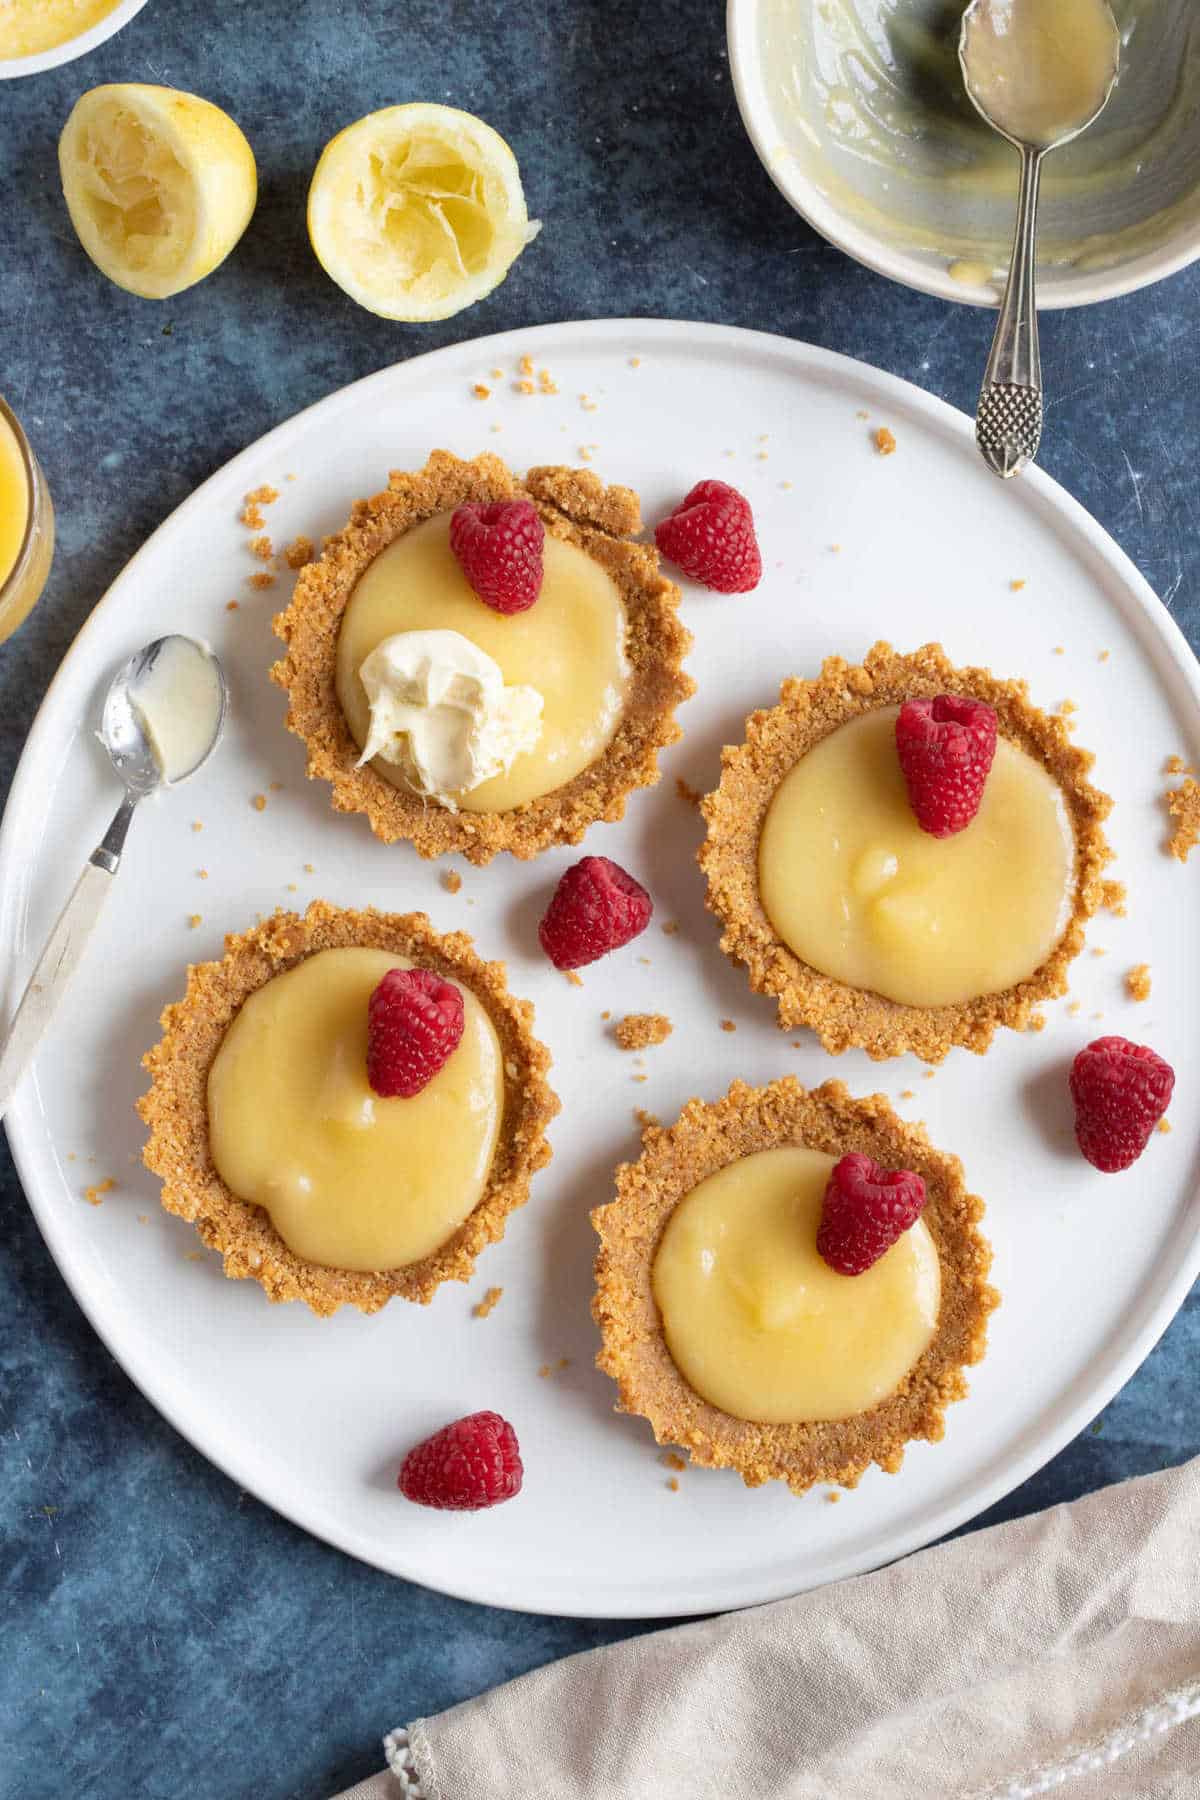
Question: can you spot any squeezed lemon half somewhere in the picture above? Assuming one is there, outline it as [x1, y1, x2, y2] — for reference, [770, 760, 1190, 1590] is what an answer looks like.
[307, 103, 540, 322]
[59, 84, 257, 300]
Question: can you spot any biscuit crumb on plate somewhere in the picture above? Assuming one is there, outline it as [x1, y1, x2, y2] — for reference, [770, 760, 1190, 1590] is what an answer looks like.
[874, 426, 896, 456]
[1125, 964, 1152, 1002]
[473, 1286, 503, 1319]
[1166, 778, 1200, 861]
[614, 1013, 672, 1050]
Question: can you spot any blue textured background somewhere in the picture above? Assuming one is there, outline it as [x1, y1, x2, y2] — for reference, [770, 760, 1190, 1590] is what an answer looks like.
[1, 4, 1197, 1796]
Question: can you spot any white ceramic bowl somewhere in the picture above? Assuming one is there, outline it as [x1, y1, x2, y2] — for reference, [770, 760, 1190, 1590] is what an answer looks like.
[728, 0, 1200, 309]
[0, 0, 149, 79]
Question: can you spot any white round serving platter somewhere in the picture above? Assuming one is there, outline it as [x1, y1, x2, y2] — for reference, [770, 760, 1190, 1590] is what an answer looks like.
[3, 319, 1198, 1619]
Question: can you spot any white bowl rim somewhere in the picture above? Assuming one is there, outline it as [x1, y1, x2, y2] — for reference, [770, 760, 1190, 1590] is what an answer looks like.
[726, 0, 1200, 311]
[0, 0, 150, 79]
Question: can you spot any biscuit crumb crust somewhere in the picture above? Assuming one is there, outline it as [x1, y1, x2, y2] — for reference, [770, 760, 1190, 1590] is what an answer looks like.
[271, 451, 694, 864]
[592, 1077, 998, 1494]
[138, 901, 558, 1315]
[699, 642, 1114, 1062]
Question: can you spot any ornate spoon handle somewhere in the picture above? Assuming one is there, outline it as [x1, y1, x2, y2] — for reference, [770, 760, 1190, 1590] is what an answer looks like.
[976, 145, 1044, 480]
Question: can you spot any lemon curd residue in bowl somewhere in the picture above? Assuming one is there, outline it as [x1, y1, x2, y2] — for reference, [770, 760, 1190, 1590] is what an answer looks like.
[0, 0, 122, 57]
[736, 0, 1200, 306]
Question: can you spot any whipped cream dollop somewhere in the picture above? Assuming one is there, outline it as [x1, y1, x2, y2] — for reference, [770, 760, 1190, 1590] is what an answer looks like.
[356, 629, 543, 809]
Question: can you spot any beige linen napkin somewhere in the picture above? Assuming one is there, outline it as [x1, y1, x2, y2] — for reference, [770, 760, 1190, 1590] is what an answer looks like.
[335, 1456, 1200, 1799]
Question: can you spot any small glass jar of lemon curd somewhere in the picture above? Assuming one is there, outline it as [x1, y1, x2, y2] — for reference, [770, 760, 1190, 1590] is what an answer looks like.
[0, 397, 54, 643]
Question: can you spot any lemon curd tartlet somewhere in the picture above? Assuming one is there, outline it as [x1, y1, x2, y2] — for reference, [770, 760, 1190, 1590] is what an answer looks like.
[139, 902, 557, 1314]
[700, 643, 1114, 1062]
[593, 1078, 998, 1494]
[271, 451, 693, 863]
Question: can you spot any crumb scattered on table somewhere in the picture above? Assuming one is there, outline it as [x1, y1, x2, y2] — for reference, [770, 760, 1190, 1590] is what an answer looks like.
[666, 1478, 680, 1492]
[248, 571, 275, 590]
[251, 793, 267, 812]
[1059, 699, 1078, 717]
[538, 1363, 551, 1378]
[137, 1214, 148, 1225]
[473, 1286, 503, 1319]
[661, 921, 679, 936]
[632, 1073, 648, 1084]
[441, 870, 462, 894]
[615, 1013, 673, 1050]
[473, 383, 491, 400]
[1010, 579, 1026, 592]
[900, 1088, 914, 1099]
[1125, 964, 1152, 1002]
[636, 955, 651, 966]
[825, 1490, 841, 1504]
[1053, 645, 1065, 656]
[250, 534, 273, 561]
[303, 863, 314, 874]
[191, 821, 203, 832]
[874, 426, 897, 456]
[1067, 1001, 1081, 1017]
[490, 367, 504, 379]
[629, 356, 642, 368]
[923, 1069, 935, 1080]
[662, 1452, 686, 1471]
[188, 914, 202, 928]
[538, 369, 558, 395]
[1098, 650, 1110, 662]
[1091, 947, 1106, 958]
[520, 353, 534, 376]
[1166, 778, 1200, 861]
[635, 1108, 660, 1129]
[1028, 1013, 1046, 1031]
[1158, 1118, 1172, 1135]
[720, 1019, 737, 1033]
[198, 868, 208, 879]
[600, 1009, 611, 1021]
[564, 969, 583, 988]
[225, 600, 239, 612]
[83, 1178, 114, 1206]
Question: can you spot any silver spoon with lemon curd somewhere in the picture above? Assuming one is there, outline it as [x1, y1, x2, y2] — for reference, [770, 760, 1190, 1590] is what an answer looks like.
[960, 0, 1120, 478]
[0, 636, 227, 1120]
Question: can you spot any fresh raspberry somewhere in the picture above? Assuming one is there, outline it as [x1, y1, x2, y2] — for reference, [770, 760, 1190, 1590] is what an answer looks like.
[449, 498, 544, 613]
[1069, 1036, 1175, 1173]
[817, 1152, 927, 1276]
[654, 480, 762, 593]
[367, 968, 464, 1098]
[895, 695, 998, 838]
[538, 855, 652, 969]
[398, 1410, 523, 1511]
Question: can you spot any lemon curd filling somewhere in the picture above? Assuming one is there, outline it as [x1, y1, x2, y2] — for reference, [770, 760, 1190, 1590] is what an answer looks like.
[0, 0, 122, 57]
[207, 948, 503, 1272]
[652, 1147, 940, 1424]
[0, 411, 29, 592]
[758, 706, 1076, 1009]
[336, 510, 629, 811]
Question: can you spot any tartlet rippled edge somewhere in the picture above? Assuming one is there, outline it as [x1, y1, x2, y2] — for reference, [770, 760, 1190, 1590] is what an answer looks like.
[592, 1076, 999, 1495]
[138, 900, 559, 1316]
[270, 450, 695, 865]
[698, 641, 1115, 1062]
